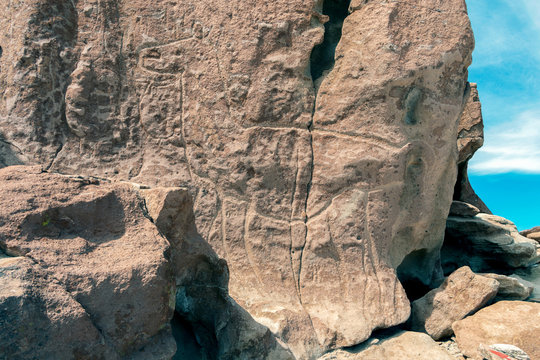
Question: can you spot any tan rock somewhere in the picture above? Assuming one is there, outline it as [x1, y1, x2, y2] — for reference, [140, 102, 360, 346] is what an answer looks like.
[410, 266, 499, 340]
[449, 201, 481, 217]
[521, 226, 540, 242]
[0, 166, 176, 358]
[1, 0, 474, 356]
[453, 301, 540, 360]
[319, 331, 454, 360]
[453, 85, 491, 214]
[457, 83, 484, 165]
[480, 273, 533, 301]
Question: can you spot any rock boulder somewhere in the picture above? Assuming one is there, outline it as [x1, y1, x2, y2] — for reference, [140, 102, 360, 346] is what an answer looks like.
[443, 213, 538, 273]
[410, 266, 498, 340]
[453, 301, 540, 360]
[319, 331, 454, 360]
[0, 166, 176, 358]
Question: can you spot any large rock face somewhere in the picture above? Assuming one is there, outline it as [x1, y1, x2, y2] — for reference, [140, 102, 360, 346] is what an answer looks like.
[0, 0, 474, 358]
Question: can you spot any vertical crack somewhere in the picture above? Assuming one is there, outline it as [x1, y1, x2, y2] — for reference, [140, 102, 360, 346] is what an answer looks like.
[301, 0, 352, 287]
[295, 0, 352, 334]
[309, 0, 352, 91]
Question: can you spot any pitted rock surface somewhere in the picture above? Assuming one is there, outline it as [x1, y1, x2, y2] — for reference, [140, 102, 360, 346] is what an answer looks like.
[0, 0, 474, 357]
[0, 166, 176, 359]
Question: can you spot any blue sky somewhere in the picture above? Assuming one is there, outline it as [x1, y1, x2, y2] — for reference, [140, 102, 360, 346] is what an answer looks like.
[466, 0, 540, 230]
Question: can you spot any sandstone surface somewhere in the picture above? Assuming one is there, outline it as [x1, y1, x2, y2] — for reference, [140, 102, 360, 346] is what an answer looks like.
[453, 301, 540, 360]
[443, 213, 538, 273]
[319, 331, 454, 360]
[521, 227, 540, 242]
[0, 0, 475, 357]
[453, 84, 491, 213]
[480, 273, 533, 301]
[410, 266, 498, 340]
[0, 166, 176, 358]
[449, 200, 481, 218]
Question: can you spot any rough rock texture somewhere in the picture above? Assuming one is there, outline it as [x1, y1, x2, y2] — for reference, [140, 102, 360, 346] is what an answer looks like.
[0, 166, 176, 359]
[442, 213, 538, 274]
[0, 0, 475, 357]
[480, 273, 533, 301]
[456, 83, 483, 165]
[453, 83, 491, 213]
[319, 331, 454, 360]
[449, 200, 480, 217]
[410, 266, 499, 340]
[453, 301, 540, 360]
[0, 256, 120, 359]
[141, 187, 294, 360]
[521, 227, 540, 242]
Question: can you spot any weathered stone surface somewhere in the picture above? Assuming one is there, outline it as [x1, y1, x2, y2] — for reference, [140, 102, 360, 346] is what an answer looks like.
[0, 166, 176, 359]
[452, 84, 491, 214]
[303, 0, 473, 350]
[0, 0, 474, 357]
[480, 273, 533, 301]
[0, 256, 119, 359]
[410, 266, 498, 340]
[142, 187, 294, 360]
[319, 331, 454, 360]
[442, 213, 538, 273]
[457, 83, 483, 165]
[453, 301, 540, 360]
[521, 227, 540, 242]
[449, 201, 480, 217]
[479, 344, 530, 360]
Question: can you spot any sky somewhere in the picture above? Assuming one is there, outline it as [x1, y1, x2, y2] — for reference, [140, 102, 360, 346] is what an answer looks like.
[466, 0, 540, 230]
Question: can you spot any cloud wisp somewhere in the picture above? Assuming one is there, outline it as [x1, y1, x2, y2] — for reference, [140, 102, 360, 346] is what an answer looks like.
[469, 110, 540, 174]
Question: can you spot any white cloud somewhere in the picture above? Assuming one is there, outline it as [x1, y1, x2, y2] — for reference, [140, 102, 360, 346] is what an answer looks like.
[469, 110, 540, 174]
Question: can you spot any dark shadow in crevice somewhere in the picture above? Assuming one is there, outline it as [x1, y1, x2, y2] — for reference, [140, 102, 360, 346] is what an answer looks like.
[171, 312, 204, 360]
[397, 248, 444, 301]
[310, 0, 351, 84]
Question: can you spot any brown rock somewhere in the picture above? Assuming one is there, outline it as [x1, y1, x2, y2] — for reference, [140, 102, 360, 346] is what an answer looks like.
[453, 84, 491, 213]
[0, 166, 176, 358]
[410, 266, 499, 340]
[303, 0, 473, 349]
[449, 201, 481, 217]
[453, 301, 540, 360]
[1, 0, 474, 356]
[319, 331, 454, 360]
[457, 83, 484, 165]
[142, 187, 294, 360]
[520, 227, 540, 242]
[480, 273, 533, 301]
[0, 256, 119, 359]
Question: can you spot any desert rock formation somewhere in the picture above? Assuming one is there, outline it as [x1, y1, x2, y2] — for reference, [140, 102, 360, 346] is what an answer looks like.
[0, 0, 475, 358]
[4, 0, 538, 359]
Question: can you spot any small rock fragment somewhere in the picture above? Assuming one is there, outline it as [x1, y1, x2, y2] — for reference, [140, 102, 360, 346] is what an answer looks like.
[479, 344, 530, 360]
[410, 266, 498, 340]
[480, 273, 533, 301]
